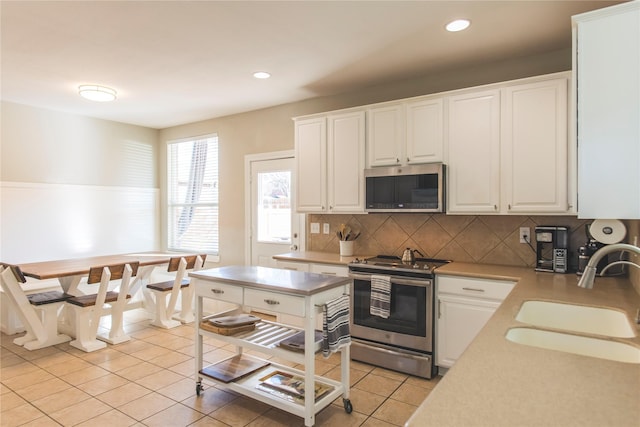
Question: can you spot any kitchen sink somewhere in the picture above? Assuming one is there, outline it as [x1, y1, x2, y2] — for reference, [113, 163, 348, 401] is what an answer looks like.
[505, 328, 640, 364]
[515, 300, 635, 338]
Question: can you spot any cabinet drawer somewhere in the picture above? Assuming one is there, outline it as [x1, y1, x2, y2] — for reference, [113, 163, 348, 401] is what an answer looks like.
[309, 263, 348, 277]
[244, 288, 305, 317]
[275, 260, 310, 272]
[194, 279, 243, 304]
[438, 275, 515, 301]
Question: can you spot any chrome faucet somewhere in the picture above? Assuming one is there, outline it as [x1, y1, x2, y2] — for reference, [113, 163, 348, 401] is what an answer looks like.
[577, 243, 640, 289]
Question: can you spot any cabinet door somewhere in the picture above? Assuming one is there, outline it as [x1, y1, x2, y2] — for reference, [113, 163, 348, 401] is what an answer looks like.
[367, 104, 404, 167]
[447, 90, 501, 213]
[295, 117, 326, 212]
[502, 78, 569, 213]
[575, 2, 640, 219]
[436, 294, 499, 368]
[327, 111, 366, 212]
[406, 98, 444, 164]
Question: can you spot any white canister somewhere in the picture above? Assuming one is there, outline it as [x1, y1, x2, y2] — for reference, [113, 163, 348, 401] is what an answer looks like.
[339, 241, 354, 257]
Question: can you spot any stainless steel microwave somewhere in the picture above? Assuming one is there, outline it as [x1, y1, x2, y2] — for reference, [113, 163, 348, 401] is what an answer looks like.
[364, 163, 446, 213]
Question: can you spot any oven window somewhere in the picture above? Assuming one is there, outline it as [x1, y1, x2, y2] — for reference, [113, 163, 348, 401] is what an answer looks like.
[353, 279, 427, 336]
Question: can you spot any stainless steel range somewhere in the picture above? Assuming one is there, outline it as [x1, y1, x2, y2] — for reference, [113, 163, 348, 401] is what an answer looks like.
[348, 255, 450, 379]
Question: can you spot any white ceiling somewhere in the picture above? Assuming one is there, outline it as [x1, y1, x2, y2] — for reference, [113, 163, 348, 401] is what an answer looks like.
[1, 1, 623, 129]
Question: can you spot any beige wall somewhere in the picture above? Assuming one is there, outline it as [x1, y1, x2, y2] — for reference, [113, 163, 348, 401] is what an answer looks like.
[0, 102, 161, 261]
[1, 102, 158, 187]
[159, 48, 572, 266]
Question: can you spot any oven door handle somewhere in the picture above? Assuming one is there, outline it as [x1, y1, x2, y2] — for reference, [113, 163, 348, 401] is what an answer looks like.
[349, 273, 431, 288]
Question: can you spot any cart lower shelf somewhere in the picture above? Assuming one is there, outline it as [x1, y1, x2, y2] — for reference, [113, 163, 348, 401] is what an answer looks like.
[196, 354, 352, 419]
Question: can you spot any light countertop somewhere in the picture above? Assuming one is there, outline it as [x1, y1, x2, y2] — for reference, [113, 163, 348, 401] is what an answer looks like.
[407, 262, 640, 427]
[190, 265, 351, 296]
[272, 251, 372, 266]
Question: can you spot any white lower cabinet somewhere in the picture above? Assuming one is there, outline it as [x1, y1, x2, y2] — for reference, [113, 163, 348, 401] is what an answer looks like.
[436, 275, 514, 369]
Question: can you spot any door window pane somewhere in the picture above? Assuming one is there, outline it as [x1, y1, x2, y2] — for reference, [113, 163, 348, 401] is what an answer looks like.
[257, 171, 291, 243]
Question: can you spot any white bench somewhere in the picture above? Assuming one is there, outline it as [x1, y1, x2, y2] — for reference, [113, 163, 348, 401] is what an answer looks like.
[0, 278, 62, 335]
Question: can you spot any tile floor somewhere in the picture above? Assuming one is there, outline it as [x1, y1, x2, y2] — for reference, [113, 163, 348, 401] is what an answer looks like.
[1, 309, 440, 426]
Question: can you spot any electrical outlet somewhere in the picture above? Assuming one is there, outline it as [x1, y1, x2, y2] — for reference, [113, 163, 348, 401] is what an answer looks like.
[310, 223, 320, 234]
[323, 223, 330, 234]
[519, 227, 530, 244]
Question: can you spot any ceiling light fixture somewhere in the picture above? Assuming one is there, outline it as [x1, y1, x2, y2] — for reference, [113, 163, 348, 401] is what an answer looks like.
[446, 19, 471, 32]
[253, 71, 271, 79]
[78, 84, 117, 102]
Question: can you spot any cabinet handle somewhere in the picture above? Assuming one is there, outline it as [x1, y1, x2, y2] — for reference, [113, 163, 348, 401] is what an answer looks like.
[438, 299, 441, 319]
[320, 272, 336, 275]
[396, 158, 400, 163]
[462, 287, 485, 293]
[264, 299, 280, 305]
[508, 204, 511, 210]
[407, 157, 410, 163]
[493, 205, 497, 210]
[283, 267, 297, 271]
[211, 289, 224, 294]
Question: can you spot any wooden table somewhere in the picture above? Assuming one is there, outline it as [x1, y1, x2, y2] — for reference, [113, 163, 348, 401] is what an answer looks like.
[7, 251, 194, 343]
[17, 251, 188, 296]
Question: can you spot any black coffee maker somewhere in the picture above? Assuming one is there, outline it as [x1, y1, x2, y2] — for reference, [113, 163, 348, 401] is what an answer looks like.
[535, 226, 569, 273]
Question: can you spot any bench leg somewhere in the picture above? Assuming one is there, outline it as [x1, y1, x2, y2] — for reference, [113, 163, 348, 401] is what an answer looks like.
[21, 304, 71, 350]
[149, 290, 180, 329]
[97, 302, 130, 345]
[173, 286, 195, 324]
[69, 306, 106, 352]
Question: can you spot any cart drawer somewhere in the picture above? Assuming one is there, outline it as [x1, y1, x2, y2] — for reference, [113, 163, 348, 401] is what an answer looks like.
[195, 279, 243, 304]
[244, 288, 305, 317]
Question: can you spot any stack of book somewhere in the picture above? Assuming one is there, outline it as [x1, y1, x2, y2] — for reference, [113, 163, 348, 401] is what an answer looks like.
[200, 314, 261, 335]
[256, 371, 333, 404]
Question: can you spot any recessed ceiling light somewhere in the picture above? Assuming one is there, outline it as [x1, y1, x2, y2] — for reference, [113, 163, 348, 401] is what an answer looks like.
[253, 71, 271, 79]
[446, 19, 471, 32]
[78, 85, 117, 102]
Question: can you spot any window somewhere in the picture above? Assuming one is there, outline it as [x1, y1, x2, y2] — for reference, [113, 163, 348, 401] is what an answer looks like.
[167, 135, 218, 254]
[257, 170, 291, 243]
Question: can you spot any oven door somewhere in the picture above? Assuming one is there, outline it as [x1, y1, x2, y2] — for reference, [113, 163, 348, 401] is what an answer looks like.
[349, 273, 433, 353]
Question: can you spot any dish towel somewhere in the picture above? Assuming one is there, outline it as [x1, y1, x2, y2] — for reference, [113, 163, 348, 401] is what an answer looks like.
[322, 295, 351, 358]
[370, 275, 391, 319]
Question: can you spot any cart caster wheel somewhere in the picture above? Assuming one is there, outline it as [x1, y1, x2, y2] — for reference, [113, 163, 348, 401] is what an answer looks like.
[343, 398, 353, 414]
[196, 382, 203, 396]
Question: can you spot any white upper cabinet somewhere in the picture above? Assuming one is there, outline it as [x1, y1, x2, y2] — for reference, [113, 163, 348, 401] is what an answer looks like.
[327, 111, 366, 212]
[573, 2, 640, 219]
[447, 74, 572, 215]
[295, 117, 326, 212]
[367, 97, 444, 167]
[295, 73, 573, 216]
[447, 89, 501, 213]
[367, 104, 404, 167]
[502, 78, 569, 213]
[406, 98, 444, 164]
[294, 110, 365, 213]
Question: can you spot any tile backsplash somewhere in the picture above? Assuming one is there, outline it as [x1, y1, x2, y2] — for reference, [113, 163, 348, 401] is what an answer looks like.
[307, 214, 639, 274]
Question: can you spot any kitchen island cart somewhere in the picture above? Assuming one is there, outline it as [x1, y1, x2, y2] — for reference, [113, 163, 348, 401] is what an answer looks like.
[191, 266, 352, 427]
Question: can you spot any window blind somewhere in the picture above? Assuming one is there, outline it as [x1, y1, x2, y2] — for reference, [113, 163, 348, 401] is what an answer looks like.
[167, 135, 219, 254]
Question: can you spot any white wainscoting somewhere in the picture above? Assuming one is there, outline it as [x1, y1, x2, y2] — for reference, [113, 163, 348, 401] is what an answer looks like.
[0, 181, 160, 263]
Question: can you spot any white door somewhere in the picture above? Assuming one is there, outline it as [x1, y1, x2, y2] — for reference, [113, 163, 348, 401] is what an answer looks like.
[246, 153, 304, 267]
